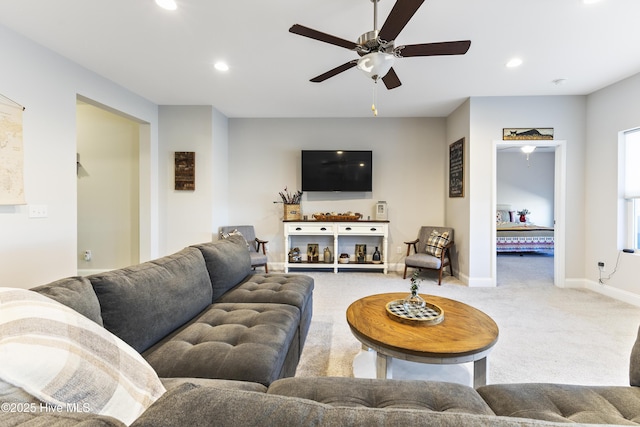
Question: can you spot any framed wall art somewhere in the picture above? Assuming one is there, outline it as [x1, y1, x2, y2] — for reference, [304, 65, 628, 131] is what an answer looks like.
[449, 138, 464, 198]
[503, 128, 554, 140]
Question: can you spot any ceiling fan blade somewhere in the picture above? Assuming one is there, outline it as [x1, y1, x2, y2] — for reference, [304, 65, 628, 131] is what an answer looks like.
[394, 40, 471, 57]
[382, 68, 402, 90]
[310, 60, 358, 83]
[289, 24, 358, 50]
[378, 0, 425, 43]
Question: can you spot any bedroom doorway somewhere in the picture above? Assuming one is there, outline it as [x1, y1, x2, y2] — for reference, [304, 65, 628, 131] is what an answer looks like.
[491, 140, 566, 287]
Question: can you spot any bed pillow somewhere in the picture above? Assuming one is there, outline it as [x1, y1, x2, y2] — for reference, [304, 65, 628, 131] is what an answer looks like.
[0, 287, 166, 425]
[425, 230, 450, 258]
[496, 210, 511, 224]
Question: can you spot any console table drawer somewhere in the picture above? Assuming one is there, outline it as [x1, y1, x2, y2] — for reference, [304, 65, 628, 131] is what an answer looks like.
[338, 224, 386, 235]
[287, 224, 334, 234]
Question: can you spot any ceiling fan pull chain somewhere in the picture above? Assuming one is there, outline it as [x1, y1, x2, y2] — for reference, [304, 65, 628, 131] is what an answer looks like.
[371, 80, 378, 116]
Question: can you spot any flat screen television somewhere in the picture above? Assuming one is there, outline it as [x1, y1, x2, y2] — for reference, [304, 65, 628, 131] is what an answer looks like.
[302, 150, 372, 192]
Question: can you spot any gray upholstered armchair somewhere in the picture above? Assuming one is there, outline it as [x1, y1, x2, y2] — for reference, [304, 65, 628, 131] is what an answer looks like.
[219, 225, 268, 273]
[403, 226, 454, 285]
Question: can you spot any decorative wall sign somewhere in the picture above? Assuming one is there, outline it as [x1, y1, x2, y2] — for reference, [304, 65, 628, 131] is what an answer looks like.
[449, 138, 464, 198]
[503, 128, 554, 140]
[174, 151, 195, 191]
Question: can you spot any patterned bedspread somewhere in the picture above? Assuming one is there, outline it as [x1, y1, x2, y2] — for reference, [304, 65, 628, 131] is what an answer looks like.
[496, 222, 554, 253]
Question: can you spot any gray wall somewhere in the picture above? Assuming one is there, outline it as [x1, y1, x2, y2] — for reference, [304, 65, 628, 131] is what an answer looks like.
[228, 117, 447, 270]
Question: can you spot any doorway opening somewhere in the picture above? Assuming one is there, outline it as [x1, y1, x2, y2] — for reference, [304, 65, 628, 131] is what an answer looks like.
[491, 140, 566, 287]
[76, 98, 146, 275]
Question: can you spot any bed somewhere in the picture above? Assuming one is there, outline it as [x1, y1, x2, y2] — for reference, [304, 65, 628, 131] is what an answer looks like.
[496, 207, 554, 253]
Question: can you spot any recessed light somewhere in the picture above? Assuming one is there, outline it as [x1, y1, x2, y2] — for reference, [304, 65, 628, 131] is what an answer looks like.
[506, 58, 523, 68]
[155, 0, 177, 11]
[214, 61, 229, 72]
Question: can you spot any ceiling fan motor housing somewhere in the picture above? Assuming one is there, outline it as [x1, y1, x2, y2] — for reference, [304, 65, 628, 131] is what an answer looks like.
[357, 30, 394, 54]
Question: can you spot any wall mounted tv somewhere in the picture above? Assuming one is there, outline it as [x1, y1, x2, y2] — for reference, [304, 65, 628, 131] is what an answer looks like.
[302, 150, 373, 192]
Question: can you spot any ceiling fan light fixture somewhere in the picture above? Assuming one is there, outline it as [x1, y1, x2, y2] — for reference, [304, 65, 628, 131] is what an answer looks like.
[356, 52, 395, 80]
[521, 145, 536, 154]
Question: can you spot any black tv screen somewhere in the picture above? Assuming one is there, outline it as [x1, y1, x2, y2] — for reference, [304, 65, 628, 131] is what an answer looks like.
[302, 150, 372, 192]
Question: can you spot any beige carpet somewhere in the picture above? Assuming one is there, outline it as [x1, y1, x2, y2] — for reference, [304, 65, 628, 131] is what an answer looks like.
[294, 253, 640, 386]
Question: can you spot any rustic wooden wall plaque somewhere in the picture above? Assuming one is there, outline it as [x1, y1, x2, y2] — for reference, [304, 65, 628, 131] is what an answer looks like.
[174, 151, 195, 191]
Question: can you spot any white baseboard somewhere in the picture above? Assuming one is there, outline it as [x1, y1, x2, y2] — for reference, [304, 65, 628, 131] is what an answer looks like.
[584, 280, 640, 308]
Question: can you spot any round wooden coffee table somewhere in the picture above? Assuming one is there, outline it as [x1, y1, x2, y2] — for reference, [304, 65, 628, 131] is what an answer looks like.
[346, 292, 499, 387]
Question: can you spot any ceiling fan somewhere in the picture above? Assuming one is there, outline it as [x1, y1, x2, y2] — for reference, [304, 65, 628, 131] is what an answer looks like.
[289, 0, 471, 90]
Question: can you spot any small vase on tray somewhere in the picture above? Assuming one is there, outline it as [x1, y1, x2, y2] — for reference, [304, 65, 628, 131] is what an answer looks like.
[403, 289, 426, 313]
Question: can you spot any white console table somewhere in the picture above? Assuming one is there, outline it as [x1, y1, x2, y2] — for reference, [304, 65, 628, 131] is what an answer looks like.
[284, 221, 389, 274]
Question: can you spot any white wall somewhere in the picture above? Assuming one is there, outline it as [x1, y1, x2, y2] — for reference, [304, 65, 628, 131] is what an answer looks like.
[585, 72, 640, 300]
[159, 106, 217, 255]
[77, 103, 140, 271]
[497, 151, 555, 227]
[0, 23, 159, 289]
[468, 96, 587, 285]
[227, 118, 447, 271]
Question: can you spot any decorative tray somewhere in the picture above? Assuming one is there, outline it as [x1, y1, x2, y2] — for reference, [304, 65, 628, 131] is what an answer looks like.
[385, 299, 444, 325]
[313, 213, 362, 221]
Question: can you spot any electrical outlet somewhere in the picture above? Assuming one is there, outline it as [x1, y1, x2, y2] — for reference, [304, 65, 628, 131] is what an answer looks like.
[396, 246, 402, 254]
[598, 261, 605, 271]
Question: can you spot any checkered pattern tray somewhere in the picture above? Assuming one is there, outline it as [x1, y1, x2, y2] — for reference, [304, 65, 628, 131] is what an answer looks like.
[385, 299, 444, 325]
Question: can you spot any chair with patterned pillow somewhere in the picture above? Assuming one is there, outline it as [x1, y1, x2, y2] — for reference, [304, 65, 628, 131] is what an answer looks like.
[219, 225, 269, 273]
[403, 226, 454, 285]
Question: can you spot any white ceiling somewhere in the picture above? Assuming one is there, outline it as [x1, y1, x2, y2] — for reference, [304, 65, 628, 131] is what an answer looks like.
[1, 0, 639, 118]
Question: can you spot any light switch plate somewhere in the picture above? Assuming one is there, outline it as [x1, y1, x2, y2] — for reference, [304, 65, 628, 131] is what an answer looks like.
[28, 205, 48, 218]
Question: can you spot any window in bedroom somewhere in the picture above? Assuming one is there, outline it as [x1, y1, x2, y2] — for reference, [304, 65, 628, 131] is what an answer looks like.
[623, 128, 640, 250]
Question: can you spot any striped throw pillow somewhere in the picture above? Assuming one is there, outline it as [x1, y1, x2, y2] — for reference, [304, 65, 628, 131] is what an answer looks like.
[425, 230, 450, 258]
[0, 288, 166, 425]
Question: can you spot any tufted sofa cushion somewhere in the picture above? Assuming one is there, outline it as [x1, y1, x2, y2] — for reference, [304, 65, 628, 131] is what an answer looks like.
[88, 247, 213, 353]
[216, 273, 314, 348]
[218, 273, 313, 313]
[477, 383, 640, 424]
[268, 377, 494, 414]
[143, 303, 300, 386]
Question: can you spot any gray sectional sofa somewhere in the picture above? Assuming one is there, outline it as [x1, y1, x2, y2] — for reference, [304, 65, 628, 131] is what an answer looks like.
[2, 234, 640, 426]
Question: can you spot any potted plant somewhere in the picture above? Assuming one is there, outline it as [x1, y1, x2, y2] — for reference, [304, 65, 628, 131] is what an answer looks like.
[517, 209, 529, 223]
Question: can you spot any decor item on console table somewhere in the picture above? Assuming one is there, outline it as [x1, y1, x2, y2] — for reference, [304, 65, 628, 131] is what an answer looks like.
[278, 187, 303, 221]
[323, 247, 332, 263]
[355, 244, 367, 263]
[372, 246, 381, 263]
[313, 211, 362, 221]
[284, 220, 389, 273]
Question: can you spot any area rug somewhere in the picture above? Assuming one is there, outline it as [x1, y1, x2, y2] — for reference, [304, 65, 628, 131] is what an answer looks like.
[294, 254, 640, 386]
